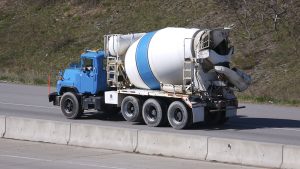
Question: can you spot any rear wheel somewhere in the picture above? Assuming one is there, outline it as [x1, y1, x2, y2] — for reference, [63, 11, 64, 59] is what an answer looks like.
[167, 101, 190, 129]
[60, 92, 83, 119]
[121, 96, 143, 122]
[142, 98, 165, 127]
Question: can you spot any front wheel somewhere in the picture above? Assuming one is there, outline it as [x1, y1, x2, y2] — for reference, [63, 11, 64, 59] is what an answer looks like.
[167, 101, 190, 129]
[60, 92, 83, 119]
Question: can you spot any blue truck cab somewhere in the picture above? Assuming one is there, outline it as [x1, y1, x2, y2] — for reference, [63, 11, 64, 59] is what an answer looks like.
[48, 50, 115, 119]
[56, 50, 107, 95]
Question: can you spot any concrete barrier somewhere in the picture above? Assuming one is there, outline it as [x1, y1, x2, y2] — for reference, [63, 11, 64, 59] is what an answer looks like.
[4, 116, 70, 144]
[69, 123, 138, 152]
[206, 137, 283, 168]
[136, 130, 207, 160]
[282, 145, 300, 169]
[0, 116, 5, 137]
[3, 115, 300, 168]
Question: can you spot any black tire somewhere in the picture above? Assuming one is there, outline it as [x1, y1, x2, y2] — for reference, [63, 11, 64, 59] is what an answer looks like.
[167, 101, 190, 129]
[142, 98, 165, 127]
[60, 92, 83, 119]
[121, 96, 143, 122]
[204, 109, 225, 125]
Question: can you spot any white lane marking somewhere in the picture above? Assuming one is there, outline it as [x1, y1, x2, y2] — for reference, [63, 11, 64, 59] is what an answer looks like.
[65, 161, 128, 169]
[230, 123, 300, 132]
[0, 154, 52, 162]
[273, 128, 300, 132]
[0, 101, 59, 109]
[0, 154, 128, 169]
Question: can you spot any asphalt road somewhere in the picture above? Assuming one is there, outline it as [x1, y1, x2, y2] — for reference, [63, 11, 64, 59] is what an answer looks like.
[0, 83, 300, 145]
[0, 138, 262, 169]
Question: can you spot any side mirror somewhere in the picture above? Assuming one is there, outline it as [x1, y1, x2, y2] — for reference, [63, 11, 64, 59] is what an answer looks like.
[58, 70, 63, 76]
[229, 46, 234, 55]
[57, 70, 64, 80]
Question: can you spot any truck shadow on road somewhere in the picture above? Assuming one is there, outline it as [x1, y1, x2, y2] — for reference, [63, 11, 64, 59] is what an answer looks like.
[192, 115, 300, 131]
[80, 111, 126, 121]
[79, 112, 300, 131]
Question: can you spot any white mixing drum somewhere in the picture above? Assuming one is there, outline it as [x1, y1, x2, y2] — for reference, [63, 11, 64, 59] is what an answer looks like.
[125, 27, 201, 89]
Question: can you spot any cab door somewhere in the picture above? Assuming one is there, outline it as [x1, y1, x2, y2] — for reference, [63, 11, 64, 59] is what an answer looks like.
[80, 58, 96, 94]
[98, 56, 107, 91]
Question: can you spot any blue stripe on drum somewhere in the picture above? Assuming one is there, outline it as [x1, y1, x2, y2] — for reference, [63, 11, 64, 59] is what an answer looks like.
[136, 31, 160, 89]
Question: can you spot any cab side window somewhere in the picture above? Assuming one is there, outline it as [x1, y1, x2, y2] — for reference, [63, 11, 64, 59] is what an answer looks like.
[102, 58, 107, 71]
[82, 58, 93, 71]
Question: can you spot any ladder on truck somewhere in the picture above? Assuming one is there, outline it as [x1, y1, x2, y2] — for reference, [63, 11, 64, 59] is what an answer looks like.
[104, 34, 119, 88]
[182, 38, 195, 94]
[107, 57, 130, 88]
[104, 34, 130, 88]
[106, 56, 118, 87]
[182, 58, 194, 94]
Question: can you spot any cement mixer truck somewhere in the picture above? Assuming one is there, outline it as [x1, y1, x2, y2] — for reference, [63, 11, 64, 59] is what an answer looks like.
[48, 27, 251, 129]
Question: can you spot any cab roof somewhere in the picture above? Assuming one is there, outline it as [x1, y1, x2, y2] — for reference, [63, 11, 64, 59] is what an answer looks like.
[80, 50, 104, 59]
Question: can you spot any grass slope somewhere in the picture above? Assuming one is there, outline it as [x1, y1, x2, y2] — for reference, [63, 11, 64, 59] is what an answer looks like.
[0, 0, 299, 105]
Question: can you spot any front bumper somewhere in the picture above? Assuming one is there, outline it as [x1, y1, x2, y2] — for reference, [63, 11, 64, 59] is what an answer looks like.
[48, 92, 61, 106]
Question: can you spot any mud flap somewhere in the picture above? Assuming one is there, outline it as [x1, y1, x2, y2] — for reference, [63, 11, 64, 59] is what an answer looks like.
[192, 106, 205, 123]
[225, 106, 237, 117]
